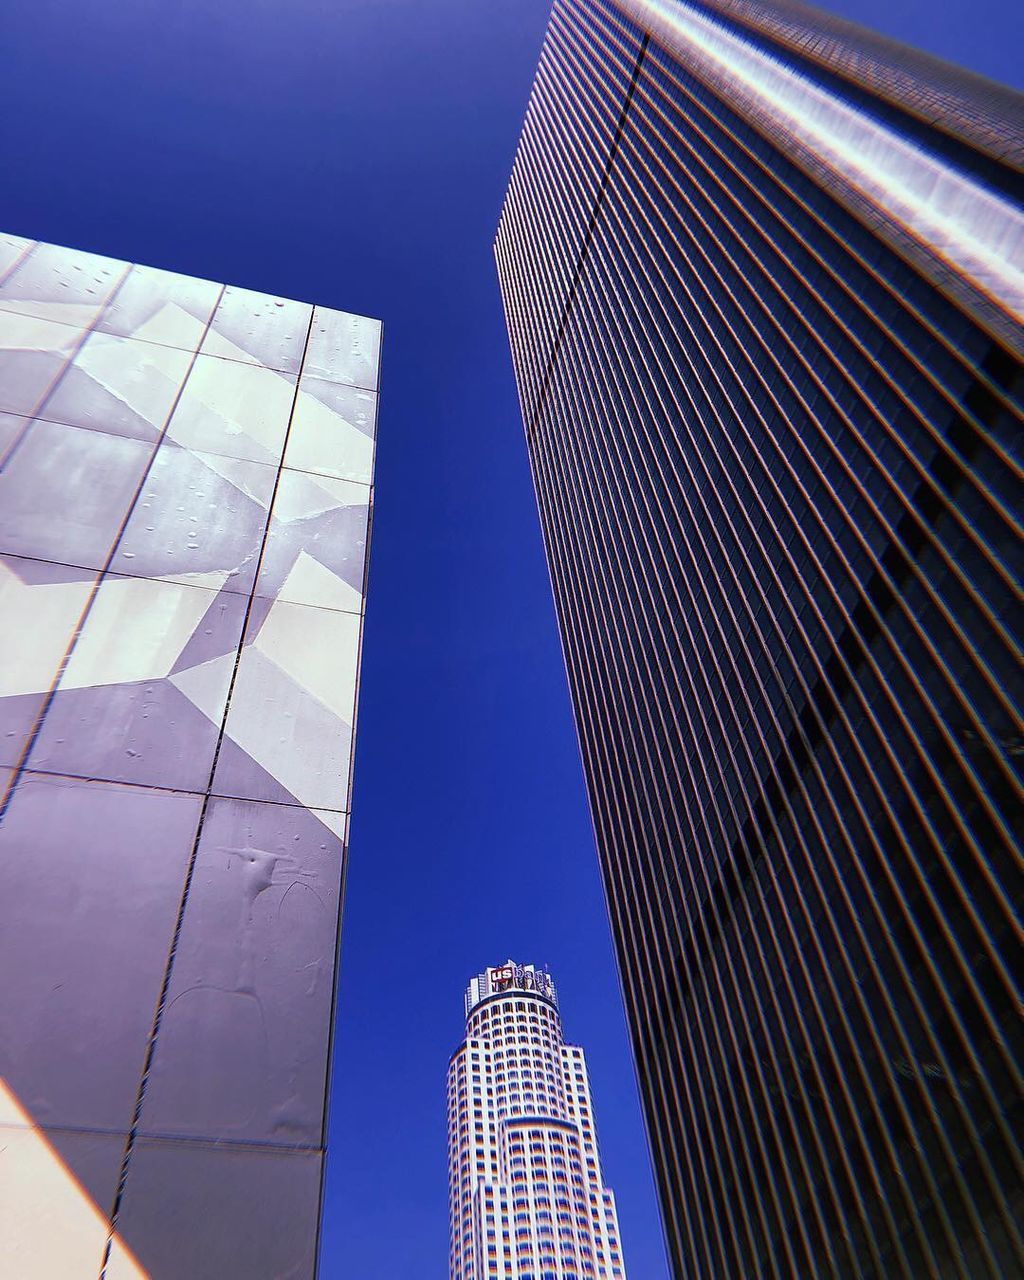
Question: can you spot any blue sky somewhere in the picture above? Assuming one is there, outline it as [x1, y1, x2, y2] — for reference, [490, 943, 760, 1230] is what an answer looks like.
[2, 2, 1018, 1277]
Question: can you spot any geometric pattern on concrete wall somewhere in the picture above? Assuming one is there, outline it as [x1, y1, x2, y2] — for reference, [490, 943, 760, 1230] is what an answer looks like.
[0, 231, 380, 1280]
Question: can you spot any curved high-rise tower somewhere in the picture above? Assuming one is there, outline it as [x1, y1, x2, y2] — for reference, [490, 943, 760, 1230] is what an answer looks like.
[495, 2, 1022, 1277]
[447, 962, 627, 1280]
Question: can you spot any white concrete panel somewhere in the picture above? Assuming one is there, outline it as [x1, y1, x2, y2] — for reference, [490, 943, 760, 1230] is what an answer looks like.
[285, 381, 376, 483]
[73, 332, 193, 431]
[269, 469, 366, 524]
[252, 597, 360, 726]
[276, 550, 364, 614]
[304, 307, 381, 389]
[0, 561, 96, 698]
[0, 309, 85, 354]
[166, 354, 296, 464]
[61, 575, 230, 690]
[0, 1085, 147, 1280]
[217, 644, 352, 812]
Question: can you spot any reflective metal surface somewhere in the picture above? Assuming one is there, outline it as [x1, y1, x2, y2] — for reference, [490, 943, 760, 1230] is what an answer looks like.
[0, 237, 381, 1279]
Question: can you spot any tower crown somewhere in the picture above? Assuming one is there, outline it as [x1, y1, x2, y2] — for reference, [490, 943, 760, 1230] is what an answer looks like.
[464, 959, 558, 1017]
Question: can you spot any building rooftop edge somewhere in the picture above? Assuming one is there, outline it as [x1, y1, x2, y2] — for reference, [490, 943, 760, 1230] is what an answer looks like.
[620, 0, 1024, 166]
[463, 960, 560, 1018]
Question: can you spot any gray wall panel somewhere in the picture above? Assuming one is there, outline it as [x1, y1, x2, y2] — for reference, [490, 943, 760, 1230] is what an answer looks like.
[0, 234, 380, 1279]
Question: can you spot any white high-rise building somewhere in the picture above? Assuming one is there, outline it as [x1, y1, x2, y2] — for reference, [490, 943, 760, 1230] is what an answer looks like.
[447, 961, 627, 1280]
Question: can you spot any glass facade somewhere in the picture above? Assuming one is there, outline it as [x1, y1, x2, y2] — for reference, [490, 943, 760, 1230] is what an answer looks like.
[495, 3, 1022, 1277]
[0, 233, 380, 1279]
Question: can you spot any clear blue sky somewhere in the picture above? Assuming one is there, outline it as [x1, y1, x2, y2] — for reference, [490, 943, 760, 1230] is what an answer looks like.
[1, 2, 1018, 1277]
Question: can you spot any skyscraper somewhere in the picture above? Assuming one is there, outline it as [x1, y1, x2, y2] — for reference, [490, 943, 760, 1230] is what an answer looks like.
[495, 3, 1022, 1277]
[0, 232, 380, 1279]
[447, 962, 627, 1280]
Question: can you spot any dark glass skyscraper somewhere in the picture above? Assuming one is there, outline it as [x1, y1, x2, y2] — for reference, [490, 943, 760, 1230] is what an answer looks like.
[495, 3, 1023, 1276]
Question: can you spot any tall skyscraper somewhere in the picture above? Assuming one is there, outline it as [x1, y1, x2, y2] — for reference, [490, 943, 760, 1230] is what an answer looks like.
[0, 232, 380, 1279]
[495, 3, 1022, 1278]
[447, 962, 627, 1280]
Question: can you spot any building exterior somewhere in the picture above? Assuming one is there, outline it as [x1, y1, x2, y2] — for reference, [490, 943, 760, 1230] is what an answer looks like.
[495, 3, 1023, 1278]
[0, 232, 380, 1279]
[447, 962, 627, 1280]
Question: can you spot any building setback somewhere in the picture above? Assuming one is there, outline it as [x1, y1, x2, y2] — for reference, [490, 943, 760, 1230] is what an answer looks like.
[448, 962, 627, 1280]
[0, 233, 380, 1279]
[495, 2, 1023, 1277]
